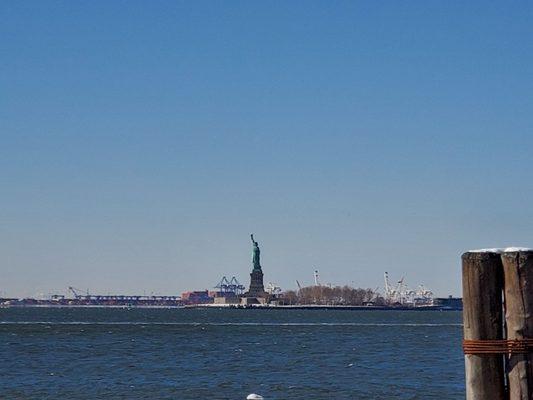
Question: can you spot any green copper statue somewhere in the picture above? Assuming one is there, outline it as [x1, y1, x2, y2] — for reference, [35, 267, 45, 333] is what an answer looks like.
[251, 234, 261, 270]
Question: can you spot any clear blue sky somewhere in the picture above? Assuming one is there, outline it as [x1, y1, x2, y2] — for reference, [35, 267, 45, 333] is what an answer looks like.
[1, 1, 532, 298]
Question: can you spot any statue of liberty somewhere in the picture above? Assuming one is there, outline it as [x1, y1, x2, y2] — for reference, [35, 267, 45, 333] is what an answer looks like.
[246, 234, 266, 297]
[251, 234, 261, 270]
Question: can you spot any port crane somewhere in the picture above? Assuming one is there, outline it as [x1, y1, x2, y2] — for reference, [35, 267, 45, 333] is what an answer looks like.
[266, 282, 282, 295]
[68, 286, 89, 300]
[386, 273, 408, 303]
[383, 272, 434, 305]
[295, 280, 302, 296]
[313, 270, 320, 286]
[384, 272, 401, 303]
[214, 276, 245, 295]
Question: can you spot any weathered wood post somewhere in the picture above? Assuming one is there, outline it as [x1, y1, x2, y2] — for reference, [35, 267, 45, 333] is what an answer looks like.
[501, 249, 533, 400]
[462, 251, 506, 400]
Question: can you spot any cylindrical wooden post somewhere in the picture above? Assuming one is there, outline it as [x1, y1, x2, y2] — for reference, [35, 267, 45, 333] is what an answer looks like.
[502, 250, 533, 400]
[462, 251, 506, 400]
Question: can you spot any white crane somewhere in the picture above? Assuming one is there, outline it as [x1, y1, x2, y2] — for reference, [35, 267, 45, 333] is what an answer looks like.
[384, 272, 396, 302]
[314, 270, 320, 286]
[266, 282, 282, 295]
[295, 280, 303, 298]
[384, 272, 406, 303]
[384, 272, 391, 298]
[383, 272, 434, 305]
[395, 276, 405, 303]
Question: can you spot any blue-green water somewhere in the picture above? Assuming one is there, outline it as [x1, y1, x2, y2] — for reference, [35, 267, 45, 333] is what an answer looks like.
[0, 308, 464, 399]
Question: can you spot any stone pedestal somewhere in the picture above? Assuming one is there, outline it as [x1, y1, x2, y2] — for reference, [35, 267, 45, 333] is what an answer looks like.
[248, 269, 265, 295]
[246, 268, 266, 297]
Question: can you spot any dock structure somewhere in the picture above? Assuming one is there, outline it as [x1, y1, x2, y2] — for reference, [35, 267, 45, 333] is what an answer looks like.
[462, 248, 533, 400]
[462, 252, 505, 400]
[501, 251, 533, 399]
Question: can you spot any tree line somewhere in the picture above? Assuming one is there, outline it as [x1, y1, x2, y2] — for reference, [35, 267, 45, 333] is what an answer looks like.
[281, 285, 385, 306]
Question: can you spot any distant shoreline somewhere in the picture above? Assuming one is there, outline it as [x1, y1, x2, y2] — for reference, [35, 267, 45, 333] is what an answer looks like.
[190, 304, 461, 311]
[0, 304, 462, 311]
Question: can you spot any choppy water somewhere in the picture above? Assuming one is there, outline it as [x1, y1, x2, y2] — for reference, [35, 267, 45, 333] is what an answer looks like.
[0, 308, 464, 399]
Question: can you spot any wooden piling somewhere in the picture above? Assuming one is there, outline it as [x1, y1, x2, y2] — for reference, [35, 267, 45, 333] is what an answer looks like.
[462, 251, 506, 400]
[501, 250, 533, 400]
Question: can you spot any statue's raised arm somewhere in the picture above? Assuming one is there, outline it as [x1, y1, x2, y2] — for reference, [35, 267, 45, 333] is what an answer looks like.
[250, 234, 260, 269]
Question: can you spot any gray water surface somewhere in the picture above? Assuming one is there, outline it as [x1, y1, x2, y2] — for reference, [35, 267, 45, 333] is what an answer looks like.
[0, 308, 464, 399]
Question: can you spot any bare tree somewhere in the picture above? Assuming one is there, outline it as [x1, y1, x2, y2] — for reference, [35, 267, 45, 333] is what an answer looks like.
[283, 285, 379, 306]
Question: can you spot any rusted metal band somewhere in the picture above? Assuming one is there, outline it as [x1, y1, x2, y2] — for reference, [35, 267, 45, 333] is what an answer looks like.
[463, 339, 533, 355]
